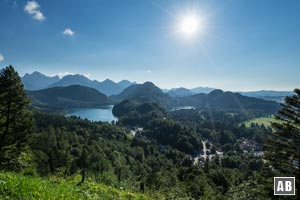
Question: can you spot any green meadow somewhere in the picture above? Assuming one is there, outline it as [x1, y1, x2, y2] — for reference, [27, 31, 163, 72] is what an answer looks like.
[242, 116, 277, 128]
[0, 172, 151, 200]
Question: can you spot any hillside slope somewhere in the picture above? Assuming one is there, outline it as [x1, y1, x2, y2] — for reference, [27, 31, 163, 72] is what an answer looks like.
[0, 172, 151, 200]
[111, 82, 176, 108]
[178, 89, 280, 114]
[27, 85, 112, 108]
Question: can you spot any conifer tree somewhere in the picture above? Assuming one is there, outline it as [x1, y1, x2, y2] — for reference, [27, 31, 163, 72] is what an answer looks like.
[78, 147, 89, 184]
[0, 65, 34, 170]
[264, 88, 300, 197]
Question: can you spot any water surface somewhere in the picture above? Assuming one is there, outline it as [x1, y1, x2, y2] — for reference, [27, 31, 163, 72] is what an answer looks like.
[172, 106, 195, 111]
[65, 105, 117, 122]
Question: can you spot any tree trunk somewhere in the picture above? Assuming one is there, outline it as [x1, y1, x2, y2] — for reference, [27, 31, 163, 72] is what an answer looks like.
[118, 169, 121, 183]
[76, 169, 86, 186]
[81, 169, 85, 184]
[140, 182, 145, 193]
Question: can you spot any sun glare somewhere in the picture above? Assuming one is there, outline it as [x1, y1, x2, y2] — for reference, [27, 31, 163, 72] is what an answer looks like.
[178, 14, 203, 39]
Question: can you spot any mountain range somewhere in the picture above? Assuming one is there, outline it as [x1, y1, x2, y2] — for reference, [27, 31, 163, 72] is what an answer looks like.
[22, 71, 292, 104]
[22, 72, 136, 96]
[111, 82, 280, 113]
[25, 78, 281, 114]
[165, 86, 216, 97]
[239, 90, 294, 103]
[22, 71, 60, 91]
[167, 87, 292, 103]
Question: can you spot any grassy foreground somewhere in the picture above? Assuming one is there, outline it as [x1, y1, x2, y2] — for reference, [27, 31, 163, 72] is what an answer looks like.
[0, 172, 151, 200]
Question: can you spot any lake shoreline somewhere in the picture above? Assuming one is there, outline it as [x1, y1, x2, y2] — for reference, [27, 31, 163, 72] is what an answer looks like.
[65, 105, 118, 122]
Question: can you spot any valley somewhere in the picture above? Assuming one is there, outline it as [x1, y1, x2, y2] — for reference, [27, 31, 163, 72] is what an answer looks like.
[23, 71, 282, 115]
[1, 0, 299, 197]
[0, 65, 299, 200]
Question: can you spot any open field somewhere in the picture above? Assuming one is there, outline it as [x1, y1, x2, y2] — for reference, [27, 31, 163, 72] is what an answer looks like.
[242, 116, 278, 128]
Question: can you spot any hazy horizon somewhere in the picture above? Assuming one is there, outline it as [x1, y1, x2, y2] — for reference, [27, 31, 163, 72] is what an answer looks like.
[0, 0, 299, 91]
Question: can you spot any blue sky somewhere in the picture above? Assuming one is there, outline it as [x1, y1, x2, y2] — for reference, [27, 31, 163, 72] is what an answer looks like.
[0, 0, 299, 91]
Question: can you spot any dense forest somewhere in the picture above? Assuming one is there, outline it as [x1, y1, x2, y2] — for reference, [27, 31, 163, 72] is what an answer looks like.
[0, 66, 299, 199]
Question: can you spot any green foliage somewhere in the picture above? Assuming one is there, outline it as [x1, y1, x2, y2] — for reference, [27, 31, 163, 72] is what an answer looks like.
[242, 116, 278, 128]
[26, 112, 190, 197]
[113, 100, 167, 126]
[0, 171, 151, 200]
[27, 85, 112, 109]
[144, 119, 202, 154]
[264, 88, 300, 197]
[0, 66, 34, 171]
[226, 177, 269, 200]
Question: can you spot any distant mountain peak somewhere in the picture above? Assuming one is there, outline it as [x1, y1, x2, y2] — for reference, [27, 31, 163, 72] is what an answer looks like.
[23, 71, 43, 77]
[118, 80, 136, 89]
[111, 81, 174, 108]
[46, 74, 136, 96]
[168, 87, 194, 97]
[64, 74, 87, 78]
[24, 71, 59, 79]
[21, 71, 151, 96]
[208, 89, 223, 95]
[102, 78, 115, 83]
[143, 81, 155, 86]
[118, 80, 131, 84]
[21, 71, 60, 91]
[190, 86, 217, 94]
[32, 71, 43, 75]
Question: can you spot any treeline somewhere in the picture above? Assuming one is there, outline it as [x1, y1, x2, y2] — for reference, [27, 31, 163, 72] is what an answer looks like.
[171, 109, 272, 151]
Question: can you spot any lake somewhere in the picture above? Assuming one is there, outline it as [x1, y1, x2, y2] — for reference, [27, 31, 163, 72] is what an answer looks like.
[65, 105, 118, 122]
[172, 106, 195, 111]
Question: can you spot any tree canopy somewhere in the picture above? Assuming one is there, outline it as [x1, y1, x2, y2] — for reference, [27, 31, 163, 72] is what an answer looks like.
[265, 88, 300, 197]
[0, 65, 34, 171]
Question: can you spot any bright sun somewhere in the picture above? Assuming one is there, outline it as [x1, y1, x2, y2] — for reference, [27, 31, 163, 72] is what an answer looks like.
[178, 14, 203, 39]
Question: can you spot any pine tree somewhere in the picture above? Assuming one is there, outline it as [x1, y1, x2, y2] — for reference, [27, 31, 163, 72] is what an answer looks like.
[78, 147, 89, 184]
[264, 88, 300, 197]
[0, 65, 34, 170]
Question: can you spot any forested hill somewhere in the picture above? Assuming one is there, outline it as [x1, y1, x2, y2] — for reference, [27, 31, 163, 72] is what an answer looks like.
[177, 89, 280, 114]
[27, 85, 112, 108]
[112, 100, 167, 126]
[110, 82, 176, 108]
